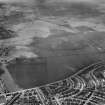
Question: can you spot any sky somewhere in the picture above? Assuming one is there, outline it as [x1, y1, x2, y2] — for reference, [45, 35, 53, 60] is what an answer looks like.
[45, 0, 105, 4]
[0, 0, 104, 6]
[0, 0, 36, 5]
[0, 0, 100, 3]
[0, 0, 34, 2]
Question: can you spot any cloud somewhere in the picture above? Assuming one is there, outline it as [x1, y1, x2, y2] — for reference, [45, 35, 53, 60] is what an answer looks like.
[46, 0, 105, 4]
[0, 0, 36, 5]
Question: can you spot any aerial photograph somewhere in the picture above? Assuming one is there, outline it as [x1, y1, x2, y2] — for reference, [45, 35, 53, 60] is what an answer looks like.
[0, 0, 105, 104]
